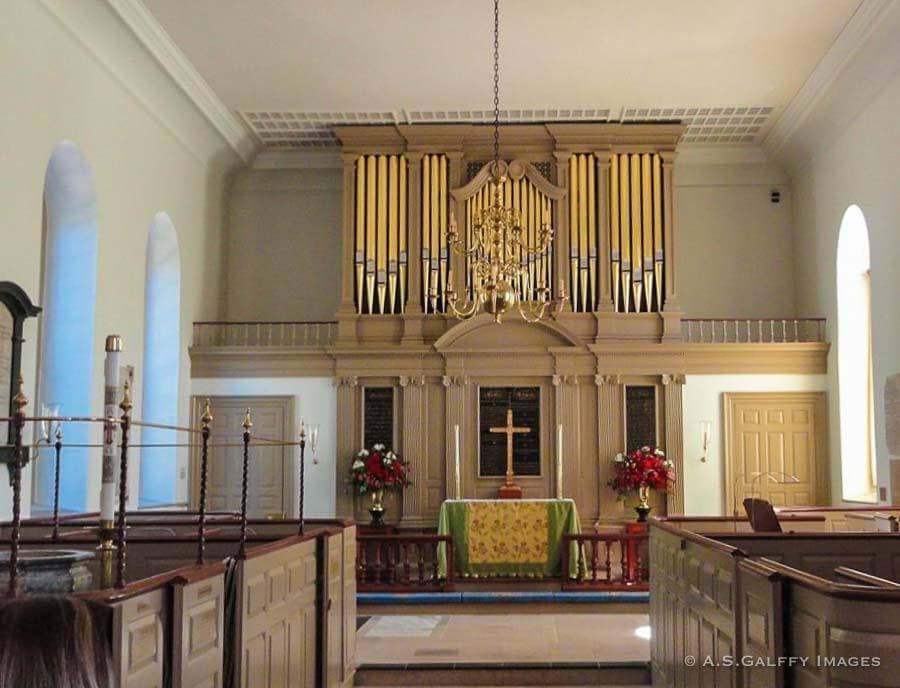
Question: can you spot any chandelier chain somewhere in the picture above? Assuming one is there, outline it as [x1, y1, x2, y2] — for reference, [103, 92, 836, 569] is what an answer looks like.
[493, 0, 500, 171]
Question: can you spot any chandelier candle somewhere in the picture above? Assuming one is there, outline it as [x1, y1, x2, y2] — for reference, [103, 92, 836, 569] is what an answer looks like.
[556, 423, 564, 498]
[454, 424, 461, 499]
[100, 335, 122, 529]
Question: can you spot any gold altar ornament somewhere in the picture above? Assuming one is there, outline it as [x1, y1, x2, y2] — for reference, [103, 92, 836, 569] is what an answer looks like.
[434, 0, 566, 324]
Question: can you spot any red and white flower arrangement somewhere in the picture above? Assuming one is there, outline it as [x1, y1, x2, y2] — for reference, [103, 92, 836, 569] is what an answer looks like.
[608, 446, 675, 499]
[348, 444, 410, 495]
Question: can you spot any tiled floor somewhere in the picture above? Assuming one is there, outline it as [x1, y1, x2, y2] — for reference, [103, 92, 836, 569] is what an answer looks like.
[356, 613, 650, 665]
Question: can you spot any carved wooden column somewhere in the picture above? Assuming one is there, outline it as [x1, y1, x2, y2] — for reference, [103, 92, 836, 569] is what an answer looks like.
[594, 151, 614, 313]
[553, 151, 572, 311]
[553, 374, 580, 500]
[442, 375, 469, 499]
[660, 150, 682, 341]
[662, 374, 685, 514]
[336, 155, 359, 343]
[400, 375, 426, 522]
[595, 374, 623, 522]
[402, 152, 425, 344]
[334, 375, 359, 517]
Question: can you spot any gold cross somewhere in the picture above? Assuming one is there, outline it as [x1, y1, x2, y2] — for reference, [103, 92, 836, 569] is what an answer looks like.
[490, 408, 530, 486]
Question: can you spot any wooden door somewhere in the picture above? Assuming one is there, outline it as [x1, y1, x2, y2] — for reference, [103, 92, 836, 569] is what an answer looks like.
[190, 396, 293, 518]
[724, 392, 828, 515]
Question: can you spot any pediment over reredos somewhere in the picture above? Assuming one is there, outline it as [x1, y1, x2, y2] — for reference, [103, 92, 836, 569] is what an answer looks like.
[434, 315, 583, 351]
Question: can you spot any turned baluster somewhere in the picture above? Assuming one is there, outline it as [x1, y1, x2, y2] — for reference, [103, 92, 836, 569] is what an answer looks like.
[590, 541, 599, 582]
[387, 544, 396, 583]
[374, 543, 383, 583]
[357, 541, 368, 583]
[402, 543, 411, 584]
[605, 540, 613, 581]
[620, 539, 629, 584]
[418, 543, 426, 585]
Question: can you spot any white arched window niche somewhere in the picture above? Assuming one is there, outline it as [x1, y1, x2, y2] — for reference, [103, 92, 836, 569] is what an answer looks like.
[836, 204, 877, 502]
[139, 212, 181, 507]
[37, 141, 99, 511]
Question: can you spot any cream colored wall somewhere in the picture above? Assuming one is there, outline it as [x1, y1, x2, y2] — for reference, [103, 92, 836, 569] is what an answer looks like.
[674, 153, 796, 318]
[224, 167, 342, 321]
[0, 0, 241, 519]
[190, 377, 337, 518]
[791, 68, 900, 507]
[682, 374, 828, 515]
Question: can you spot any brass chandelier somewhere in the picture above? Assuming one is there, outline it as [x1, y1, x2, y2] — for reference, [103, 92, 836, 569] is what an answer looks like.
[429, 0, 566, 324]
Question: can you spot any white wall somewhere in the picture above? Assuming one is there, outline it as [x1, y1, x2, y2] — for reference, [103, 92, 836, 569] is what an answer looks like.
[674, 152, 796, 318]
[0, 0, 241, 519]
[225, 167, 342, 321]
[682, 374, 828, 515]
[789, 14, 900, 506]
[190, 378, 337, 518]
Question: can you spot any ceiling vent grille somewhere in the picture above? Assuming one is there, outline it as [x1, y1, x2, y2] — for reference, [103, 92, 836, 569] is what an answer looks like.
[241, 105, 774, 148]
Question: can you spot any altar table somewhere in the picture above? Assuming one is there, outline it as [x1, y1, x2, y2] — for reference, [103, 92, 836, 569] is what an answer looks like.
[437, 499, 582, 578]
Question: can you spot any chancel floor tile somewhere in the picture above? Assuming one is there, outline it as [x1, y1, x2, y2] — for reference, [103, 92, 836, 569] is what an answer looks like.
[357, 613, 650, 665]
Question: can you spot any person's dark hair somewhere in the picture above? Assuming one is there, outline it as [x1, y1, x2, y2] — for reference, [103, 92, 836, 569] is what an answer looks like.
[0, 595, 116, 688]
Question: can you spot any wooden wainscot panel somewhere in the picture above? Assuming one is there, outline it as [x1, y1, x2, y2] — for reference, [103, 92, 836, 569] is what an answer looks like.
[736, 558, 784, 688]
[342, 526, 358, 684]
[649, 521, 742, 688]
[110, 587, 167, 688]
[170, 562, 227, 688]
[234, 536, 318, 688]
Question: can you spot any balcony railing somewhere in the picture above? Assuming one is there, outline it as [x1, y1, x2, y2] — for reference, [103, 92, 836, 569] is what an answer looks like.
[682, 318, 826, 344]
[192, 321, 337, 347]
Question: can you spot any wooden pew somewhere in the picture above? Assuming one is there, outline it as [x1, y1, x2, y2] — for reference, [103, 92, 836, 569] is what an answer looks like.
[3, 517, 357, 688]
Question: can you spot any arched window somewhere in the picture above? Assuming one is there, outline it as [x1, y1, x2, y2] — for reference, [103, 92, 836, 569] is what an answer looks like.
[836, 205, 877, 502]
[36, 142, 99, 511]
[138, 213, 181, 507]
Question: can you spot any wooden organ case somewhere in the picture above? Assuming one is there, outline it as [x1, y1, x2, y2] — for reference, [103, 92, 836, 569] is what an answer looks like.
[330, 123, 688, 528]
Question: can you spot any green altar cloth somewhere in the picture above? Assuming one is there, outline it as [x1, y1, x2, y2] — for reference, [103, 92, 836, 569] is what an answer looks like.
[436, 498, 582, 578]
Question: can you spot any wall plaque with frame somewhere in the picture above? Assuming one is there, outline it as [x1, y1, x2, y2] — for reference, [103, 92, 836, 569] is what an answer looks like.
[363, 386, 395, 449]
[479, 386, 541, 477]
[625, 385, 658, 452]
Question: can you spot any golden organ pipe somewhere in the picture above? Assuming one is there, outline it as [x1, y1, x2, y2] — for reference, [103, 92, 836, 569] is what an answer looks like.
[355, 157, 365, 313]
[588, 155, 597, 312]
[653, 154, 663, 311]
[578, 155, 589, 312]
[610, 154, 620, 312]
[388, 155, 399, 314]
[377, 155, 388, 314]
[421, 156, 431, 311]
[430, 155, 439, 312]
[630, 154, 642, 312]
[439, 156, 447, 312]
[365, 156, 377, 313]
[569, 155, 579, 310]
[619, 154, 631, 313]
[399, 157, 407, 312]
[641, 153, 653, 313]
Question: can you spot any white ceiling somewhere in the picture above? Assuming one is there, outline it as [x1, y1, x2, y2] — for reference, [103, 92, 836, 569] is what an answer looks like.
[141, 0, 862, 146]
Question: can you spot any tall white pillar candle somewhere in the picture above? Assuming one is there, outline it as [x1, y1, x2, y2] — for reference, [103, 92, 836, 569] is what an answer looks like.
[556, 423, 564, 498]
[454, 424, 461, 499]
[100, 335, 122, 527]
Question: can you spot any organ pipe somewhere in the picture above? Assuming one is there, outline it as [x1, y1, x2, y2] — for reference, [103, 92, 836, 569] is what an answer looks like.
[353, 154, 408, 315]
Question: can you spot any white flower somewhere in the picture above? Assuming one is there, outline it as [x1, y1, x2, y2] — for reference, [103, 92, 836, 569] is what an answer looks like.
[357, 449, 369, 458]
[352, 459, 364, 470]
[373, 443, 386, 451]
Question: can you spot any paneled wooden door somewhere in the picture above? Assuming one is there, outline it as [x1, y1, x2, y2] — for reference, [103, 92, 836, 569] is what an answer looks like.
[724, 392, 828, 515]
[190, 396, 294, 518]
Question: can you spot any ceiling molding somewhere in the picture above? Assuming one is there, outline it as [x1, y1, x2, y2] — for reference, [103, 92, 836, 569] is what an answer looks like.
[105, 0, 258, 163]
[764, 0, 895, 157]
